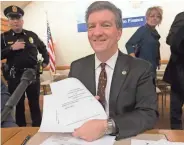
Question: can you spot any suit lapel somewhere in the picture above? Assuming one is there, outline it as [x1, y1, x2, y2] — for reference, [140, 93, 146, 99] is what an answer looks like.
[109, 51, 130, 117]
[81, 55, 96, 96]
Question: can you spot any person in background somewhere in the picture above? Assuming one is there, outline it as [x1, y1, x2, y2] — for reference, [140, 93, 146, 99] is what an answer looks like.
[69, 1, 158, 141]
[166, 12, 184, 45]
[1, 80, 18, 128]
[1, 5, 49, 127]
[126, 6, 163, 86]
[163, 12, 184, 129]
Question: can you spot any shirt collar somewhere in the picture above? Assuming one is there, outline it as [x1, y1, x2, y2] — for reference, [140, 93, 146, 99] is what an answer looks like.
[95, 50, 119, 70]
[11, 29, 27, 36]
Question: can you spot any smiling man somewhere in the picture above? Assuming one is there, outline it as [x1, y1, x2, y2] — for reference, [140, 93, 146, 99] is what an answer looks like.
[69, 1, 158, 141]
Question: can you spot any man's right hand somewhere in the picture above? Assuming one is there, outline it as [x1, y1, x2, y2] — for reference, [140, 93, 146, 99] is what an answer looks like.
[11, 41, 25, 51]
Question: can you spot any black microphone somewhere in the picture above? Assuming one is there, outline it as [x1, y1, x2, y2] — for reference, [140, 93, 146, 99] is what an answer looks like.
[1, 69, 36, 123]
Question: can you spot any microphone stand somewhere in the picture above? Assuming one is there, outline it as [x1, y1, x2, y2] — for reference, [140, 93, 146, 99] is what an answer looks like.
[1, 69, 36, 123]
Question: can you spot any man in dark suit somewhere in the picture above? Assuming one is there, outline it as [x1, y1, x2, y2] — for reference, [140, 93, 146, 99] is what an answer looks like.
[69, 1, 158, 141]
[166, 12, 184, 46]
[163, 23, 184, 129]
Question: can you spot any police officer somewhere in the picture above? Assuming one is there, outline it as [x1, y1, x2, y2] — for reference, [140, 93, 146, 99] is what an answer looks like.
[1, 5, 49, 127]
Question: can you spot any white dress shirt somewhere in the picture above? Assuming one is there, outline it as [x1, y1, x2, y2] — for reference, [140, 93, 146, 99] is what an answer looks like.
[95, 50, 119, 117]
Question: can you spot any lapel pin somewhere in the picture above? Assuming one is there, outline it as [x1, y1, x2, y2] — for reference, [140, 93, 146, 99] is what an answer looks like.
[122, 71, 127, 75]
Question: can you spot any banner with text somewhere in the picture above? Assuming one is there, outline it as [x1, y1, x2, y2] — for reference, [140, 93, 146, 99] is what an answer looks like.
[76, 0, 161, 32]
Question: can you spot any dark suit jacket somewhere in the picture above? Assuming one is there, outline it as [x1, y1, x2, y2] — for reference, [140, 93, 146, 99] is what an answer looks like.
[68, 51, 158, 140]
[166, 12, 184, 46]
[1, 80, 17, 128]
[163, 26, 184, 93]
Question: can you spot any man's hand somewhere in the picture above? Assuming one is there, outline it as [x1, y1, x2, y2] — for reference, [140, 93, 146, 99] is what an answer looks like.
[72, 119, 108, 142]
[72, 96, 106, 142]
[11, 41, 25, 51]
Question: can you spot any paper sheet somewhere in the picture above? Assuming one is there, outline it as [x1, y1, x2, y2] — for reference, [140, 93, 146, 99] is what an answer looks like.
[40, 134, 116, 145]
[39, 78, 107, 132]
[131, 139, 184, 145]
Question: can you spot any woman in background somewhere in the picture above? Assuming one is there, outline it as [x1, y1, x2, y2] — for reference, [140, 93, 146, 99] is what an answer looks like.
[126, 6, 163, 85]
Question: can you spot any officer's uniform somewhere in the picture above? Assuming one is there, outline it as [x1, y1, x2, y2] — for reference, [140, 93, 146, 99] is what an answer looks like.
[1, 5, 49, 127]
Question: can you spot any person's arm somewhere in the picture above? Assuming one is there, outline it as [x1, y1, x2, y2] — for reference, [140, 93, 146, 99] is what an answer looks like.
[1, 81, 18, 128]
[35, 34, 49, 67]
[68, 62, 74, 77]
[113, 63, 158, 140]
[166, 13, 184, 46]
[125, 27, 145, 56]
[157, 43, 161, 70]
[2, 114, 18, 128]
[170, 26, 184, 55]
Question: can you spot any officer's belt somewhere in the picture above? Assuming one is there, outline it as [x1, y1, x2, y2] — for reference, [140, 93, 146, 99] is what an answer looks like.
[13, 67, 35, 74]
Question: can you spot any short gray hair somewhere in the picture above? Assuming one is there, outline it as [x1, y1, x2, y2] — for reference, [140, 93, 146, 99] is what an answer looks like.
[85, 1, 122, 29]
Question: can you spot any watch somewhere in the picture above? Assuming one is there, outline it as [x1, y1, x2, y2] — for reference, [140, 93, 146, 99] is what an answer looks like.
[105, 119, 116, 135]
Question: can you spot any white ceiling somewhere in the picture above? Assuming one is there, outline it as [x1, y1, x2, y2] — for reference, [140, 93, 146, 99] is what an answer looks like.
[1, 1, 31, 17]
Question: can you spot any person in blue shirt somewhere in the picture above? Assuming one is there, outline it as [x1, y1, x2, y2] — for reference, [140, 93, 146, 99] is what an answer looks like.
[1, 80, 17, 128]
[126, 6, 163, 85]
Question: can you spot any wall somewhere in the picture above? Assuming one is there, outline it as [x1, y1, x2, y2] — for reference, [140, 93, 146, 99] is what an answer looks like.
[19, 1, 184, 65]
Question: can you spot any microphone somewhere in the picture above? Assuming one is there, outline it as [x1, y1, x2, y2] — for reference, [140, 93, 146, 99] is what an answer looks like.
[1, 69, 36, 123]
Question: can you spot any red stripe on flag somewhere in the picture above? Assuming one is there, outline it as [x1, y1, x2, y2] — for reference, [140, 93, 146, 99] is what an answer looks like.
[47, 19, 56, 73]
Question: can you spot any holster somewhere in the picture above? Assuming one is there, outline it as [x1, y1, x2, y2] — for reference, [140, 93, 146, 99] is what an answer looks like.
[37, 61, 43, 74]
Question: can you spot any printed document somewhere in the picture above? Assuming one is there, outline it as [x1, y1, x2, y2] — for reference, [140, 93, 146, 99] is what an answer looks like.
[131, 139, 184, 145]
[39, 78, 107, 132]
[40, 134, 115, 145]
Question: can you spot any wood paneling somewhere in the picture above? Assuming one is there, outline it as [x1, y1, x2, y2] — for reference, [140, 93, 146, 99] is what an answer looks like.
[1, 18, 10, 33]
[1, 58, 169, 71]
[43, 65, 70, 71]
[160, 60, 169, 64]
[1, 58, 70, 71]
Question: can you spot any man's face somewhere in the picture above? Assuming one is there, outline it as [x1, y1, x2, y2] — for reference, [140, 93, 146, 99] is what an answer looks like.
[87, 10, 122, 54]
[8, 16, 24, 32]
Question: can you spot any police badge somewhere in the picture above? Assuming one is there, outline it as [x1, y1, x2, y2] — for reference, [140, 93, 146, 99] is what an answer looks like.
[12, 6, 17, 12]
[29, 37, 34, 44]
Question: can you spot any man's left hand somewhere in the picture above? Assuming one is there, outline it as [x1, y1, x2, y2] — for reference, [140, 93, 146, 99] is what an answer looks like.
[72, 119, 107, 142]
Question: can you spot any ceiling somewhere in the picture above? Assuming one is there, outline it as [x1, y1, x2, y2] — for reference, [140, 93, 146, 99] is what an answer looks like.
[1, 1, 31, 17]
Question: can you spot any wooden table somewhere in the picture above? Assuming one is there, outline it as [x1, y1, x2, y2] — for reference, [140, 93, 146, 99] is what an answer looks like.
[1, 127, 38, 145]
[1, 127, 184, 145]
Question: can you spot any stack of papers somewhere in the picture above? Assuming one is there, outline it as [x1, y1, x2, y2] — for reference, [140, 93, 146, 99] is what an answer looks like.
[40, 134, 115, 145]
[131, 139, 184, 145]
[39, 78, 107, 133]
[38, 78, 115, 145]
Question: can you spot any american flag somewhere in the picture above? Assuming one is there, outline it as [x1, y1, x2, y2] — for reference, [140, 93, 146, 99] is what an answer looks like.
[47, 20, 56, 73]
